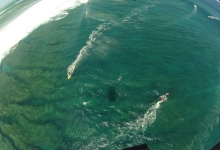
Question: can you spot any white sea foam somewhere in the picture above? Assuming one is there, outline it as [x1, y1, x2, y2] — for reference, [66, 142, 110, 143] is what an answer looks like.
[185, 4, 197, 20]
[50, 11, 69, 22]
[83, 101, 163, 149]
[67, 24, 106, 77]
[90, 16, 105, 22]
[113, 101, 162, 145]
[208, 16, 220, 21]
[140, 101, 161, 131]
[0, 0, 84, 63]
[193, 4, 197, 12]
[80, 0, 88, 3]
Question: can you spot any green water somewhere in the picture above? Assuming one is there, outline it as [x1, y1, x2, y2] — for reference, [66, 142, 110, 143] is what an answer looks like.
[0, 0, 220, 149]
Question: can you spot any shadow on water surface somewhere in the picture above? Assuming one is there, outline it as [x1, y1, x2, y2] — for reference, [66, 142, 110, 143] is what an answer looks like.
[107, 86, 117, 102]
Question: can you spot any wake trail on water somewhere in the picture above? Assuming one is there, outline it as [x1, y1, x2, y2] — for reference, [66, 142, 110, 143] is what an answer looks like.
[193, 4, 197, 13]
[0, 0, 83, 63]
[67, 2, 144, 78]
[67, 23, 108, 78]
[185, 4, 197, 19]
[208, 16, 220, 21]
[127, 101, 161, 132]
[113, 101, 162, 145]
[141, 101, 161, 130]
[84, 101, 162, 149]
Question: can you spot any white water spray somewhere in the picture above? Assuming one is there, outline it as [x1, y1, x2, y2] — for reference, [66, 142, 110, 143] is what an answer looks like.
[208, 16, 220, 21]
[0, 0, 83, 63]
[67, 24, 106, 78]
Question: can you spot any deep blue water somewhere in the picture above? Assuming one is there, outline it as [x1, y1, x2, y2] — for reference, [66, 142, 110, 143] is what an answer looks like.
[0, 0, 220, 150]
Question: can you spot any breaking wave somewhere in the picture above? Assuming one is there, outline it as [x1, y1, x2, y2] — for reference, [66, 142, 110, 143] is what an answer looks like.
[0, 0, 83, 63]
[50, 11, 69, 22]
[193, 4, 197, 12]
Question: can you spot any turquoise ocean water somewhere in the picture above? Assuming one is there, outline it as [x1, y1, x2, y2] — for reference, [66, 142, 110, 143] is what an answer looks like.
[0, 0, 220, 149]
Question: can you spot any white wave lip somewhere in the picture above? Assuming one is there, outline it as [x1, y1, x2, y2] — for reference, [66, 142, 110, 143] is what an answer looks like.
[80, 0, 88, 3]
[208, 16, 220, 21]
[0, 0, 83, 63]
[185, 4, 197, 20]
[193, 4, 197, 12]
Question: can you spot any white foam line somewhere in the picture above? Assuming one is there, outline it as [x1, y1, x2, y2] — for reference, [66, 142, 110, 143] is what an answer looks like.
[141, 101, 161, 130]
[67, 24, 106, 77]
[107, 101, 162, 146]
[193, 4, 197, 12]
[0, 0, 84, 63]
[185, 4, 197, 20]
[0, 0, 23, 15]
[208, 16, 220, 21]
[50, 11, 69, 22]
[0, 6, 11, 15]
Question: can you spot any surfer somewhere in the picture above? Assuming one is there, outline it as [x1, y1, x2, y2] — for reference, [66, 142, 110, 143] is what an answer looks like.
[159, 92, 169, 102]
[67, 72, 71, 79]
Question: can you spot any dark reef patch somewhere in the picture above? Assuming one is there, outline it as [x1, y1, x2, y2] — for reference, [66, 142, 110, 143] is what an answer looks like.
[107, 86, 117, 102]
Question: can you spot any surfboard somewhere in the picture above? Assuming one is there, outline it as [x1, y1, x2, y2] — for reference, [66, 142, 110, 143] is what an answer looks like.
[67, 74, 71, 80]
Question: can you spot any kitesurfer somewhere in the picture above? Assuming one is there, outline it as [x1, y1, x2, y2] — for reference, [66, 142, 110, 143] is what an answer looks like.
[159, 92, 169, 102]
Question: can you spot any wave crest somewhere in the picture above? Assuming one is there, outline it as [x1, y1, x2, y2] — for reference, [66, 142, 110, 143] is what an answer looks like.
[0, 0, 82, 63]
